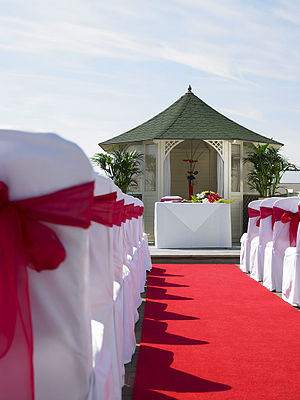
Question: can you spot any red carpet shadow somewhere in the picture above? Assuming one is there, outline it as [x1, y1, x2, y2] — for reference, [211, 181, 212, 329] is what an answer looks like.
[150, 266, 184, 277]
[146, 286, 193, 301]
[147, 276, 189, 288]
[132, 345, 231, 399]
[141, 318, 208, 345]
[145, 301, 199, 321]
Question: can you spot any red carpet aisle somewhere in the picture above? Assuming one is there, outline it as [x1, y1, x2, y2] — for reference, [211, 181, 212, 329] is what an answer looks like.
[132, 264, 300, 400]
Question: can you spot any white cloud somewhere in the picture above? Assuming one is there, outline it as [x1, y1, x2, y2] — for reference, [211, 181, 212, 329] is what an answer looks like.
[220, 106, 263, 122]
[1, 1, 299, 84]
[160, 45, 236, 80]
[174, 0, 251, 20]
[0, 17, 152, 59]
[273, 0, 300, 24]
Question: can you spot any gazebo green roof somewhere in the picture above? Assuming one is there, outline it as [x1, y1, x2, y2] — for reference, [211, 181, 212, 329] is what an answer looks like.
[100, 87, 282, 147]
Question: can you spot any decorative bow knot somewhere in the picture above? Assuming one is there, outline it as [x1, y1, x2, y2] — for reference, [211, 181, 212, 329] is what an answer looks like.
[248, 207, 261, 226]
[280, 211, 300, 247]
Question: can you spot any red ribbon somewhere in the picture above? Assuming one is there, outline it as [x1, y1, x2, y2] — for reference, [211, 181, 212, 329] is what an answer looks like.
[260, 206, 274, 228]
[0, 180, 94, 400]
[128, 204, 135, 220]
[260, 206, 273, 220]
[91, 192, 117, 227]
[130, 205, 142, 219]
[122, 204, 130, 223]
[113, 199, 125, 226]
[133, 205, 144, 218]
[92, 195, 144, 226]
[273, 206, 300, 247]
[248, 207, 261, 226]
[248, 207, 260, 218]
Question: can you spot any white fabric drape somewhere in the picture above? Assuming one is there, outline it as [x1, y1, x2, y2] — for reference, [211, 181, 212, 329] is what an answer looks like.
[282, 203, 300, 306]
[249, 197, 279, 282]
[163, 153, 171, 197]
[264, 197, 300, 292]
[0, 130, 95, 400]
[217, 154, 224, 197]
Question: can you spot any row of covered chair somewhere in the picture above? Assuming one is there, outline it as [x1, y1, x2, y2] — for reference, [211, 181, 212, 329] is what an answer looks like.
[240, 196, 300, 307]
[0, 130, 151, 400]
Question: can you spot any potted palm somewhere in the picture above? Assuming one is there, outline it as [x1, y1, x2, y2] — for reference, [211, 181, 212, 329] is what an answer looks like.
[243, 141, 298, 198]
[91, 149, 143, 194]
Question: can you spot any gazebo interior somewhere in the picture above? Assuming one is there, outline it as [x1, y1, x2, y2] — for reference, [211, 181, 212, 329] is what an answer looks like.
[170, 140, 217, 199]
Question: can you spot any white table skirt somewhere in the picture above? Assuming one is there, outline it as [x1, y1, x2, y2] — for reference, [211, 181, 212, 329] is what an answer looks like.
[155, 202, 232, 248]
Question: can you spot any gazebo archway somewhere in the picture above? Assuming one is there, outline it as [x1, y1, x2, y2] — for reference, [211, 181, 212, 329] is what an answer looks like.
[162, 139, 224, 198]
[168, 140, 218, 199]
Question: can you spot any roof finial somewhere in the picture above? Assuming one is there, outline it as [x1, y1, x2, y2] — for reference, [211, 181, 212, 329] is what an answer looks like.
[187, 84, 192, 93]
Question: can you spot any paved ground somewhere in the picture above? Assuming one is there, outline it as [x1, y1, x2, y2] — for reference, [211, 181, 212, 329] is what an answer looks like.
[122, 291, 146, 400]
[121, 254, 299, 400]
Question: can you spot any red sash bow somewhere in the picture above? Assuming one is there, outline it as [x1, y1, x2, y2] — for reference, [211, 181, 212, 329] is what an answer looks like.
[273, 206, 300, 247]
[92, 195, 144, 226]
[122, 204, 130, 223]
[92, 192, 117, 227]
[260, 206, 273, 220]
[248, 207, 260, 218]
[0, 180, 94, 400]
[248, 207, 260, 226]
[139, 206, 144, 216]
[131, 205, 142, 219]
[127, 203, 135, 220]
[113, 199, 125, 226]
[260, 206, 274, 228]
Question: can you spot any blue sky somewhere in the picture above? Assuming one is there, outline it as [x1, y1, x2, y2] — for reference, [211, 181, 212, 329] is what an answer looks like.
[0, 0, 299, 167]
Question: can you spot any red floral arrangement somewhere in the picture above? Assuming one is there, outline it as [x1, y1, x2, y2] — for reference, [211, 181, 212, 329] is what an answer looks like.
[190, 191, 233, 204]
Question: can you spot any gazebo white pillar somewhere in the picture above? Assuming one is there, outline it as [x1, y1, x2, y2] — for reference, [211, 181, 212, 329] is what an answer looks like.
[223, 140, 231, 200]
[155, 140, 165, 201]
[154, 139, 184, 201]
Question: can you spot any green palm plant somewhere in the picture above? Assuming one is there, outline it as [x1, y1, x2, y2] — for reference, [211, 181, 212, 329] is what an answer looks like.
[91, 149, 143, 194]
[244, 141, 298, 197]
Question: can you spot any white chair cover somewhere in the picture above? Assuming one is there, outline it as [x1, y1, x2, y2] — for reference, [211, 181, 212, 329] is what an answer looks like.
[92, 177, 127, 383]
[0, 130, 94, 400]
[249, 197, 279, 281]
[103, 183, 142, 365]
[142, 232, 152, 272]
[119, 193, 140, 363]
[88, 174, 121, 400]
[240, 200, 262, 273]
[90, 175, 150, 366]
[282, 199, 300, 306]
[263, 197, 300, 292]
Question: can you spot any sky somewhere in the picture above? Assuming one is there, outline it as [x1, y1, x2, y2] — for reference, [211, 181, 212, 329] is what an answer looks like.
[0, 0, 300, 170]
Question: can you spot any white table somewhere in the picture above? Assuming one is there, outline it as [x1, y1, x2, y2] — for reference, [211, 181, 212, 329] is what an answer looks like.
[155, 202, 232, 248]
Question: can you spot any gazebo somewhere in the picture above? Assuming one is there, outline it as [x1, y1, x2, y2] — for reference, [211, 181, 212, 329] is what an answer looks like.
[100, 86, 282, 242]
